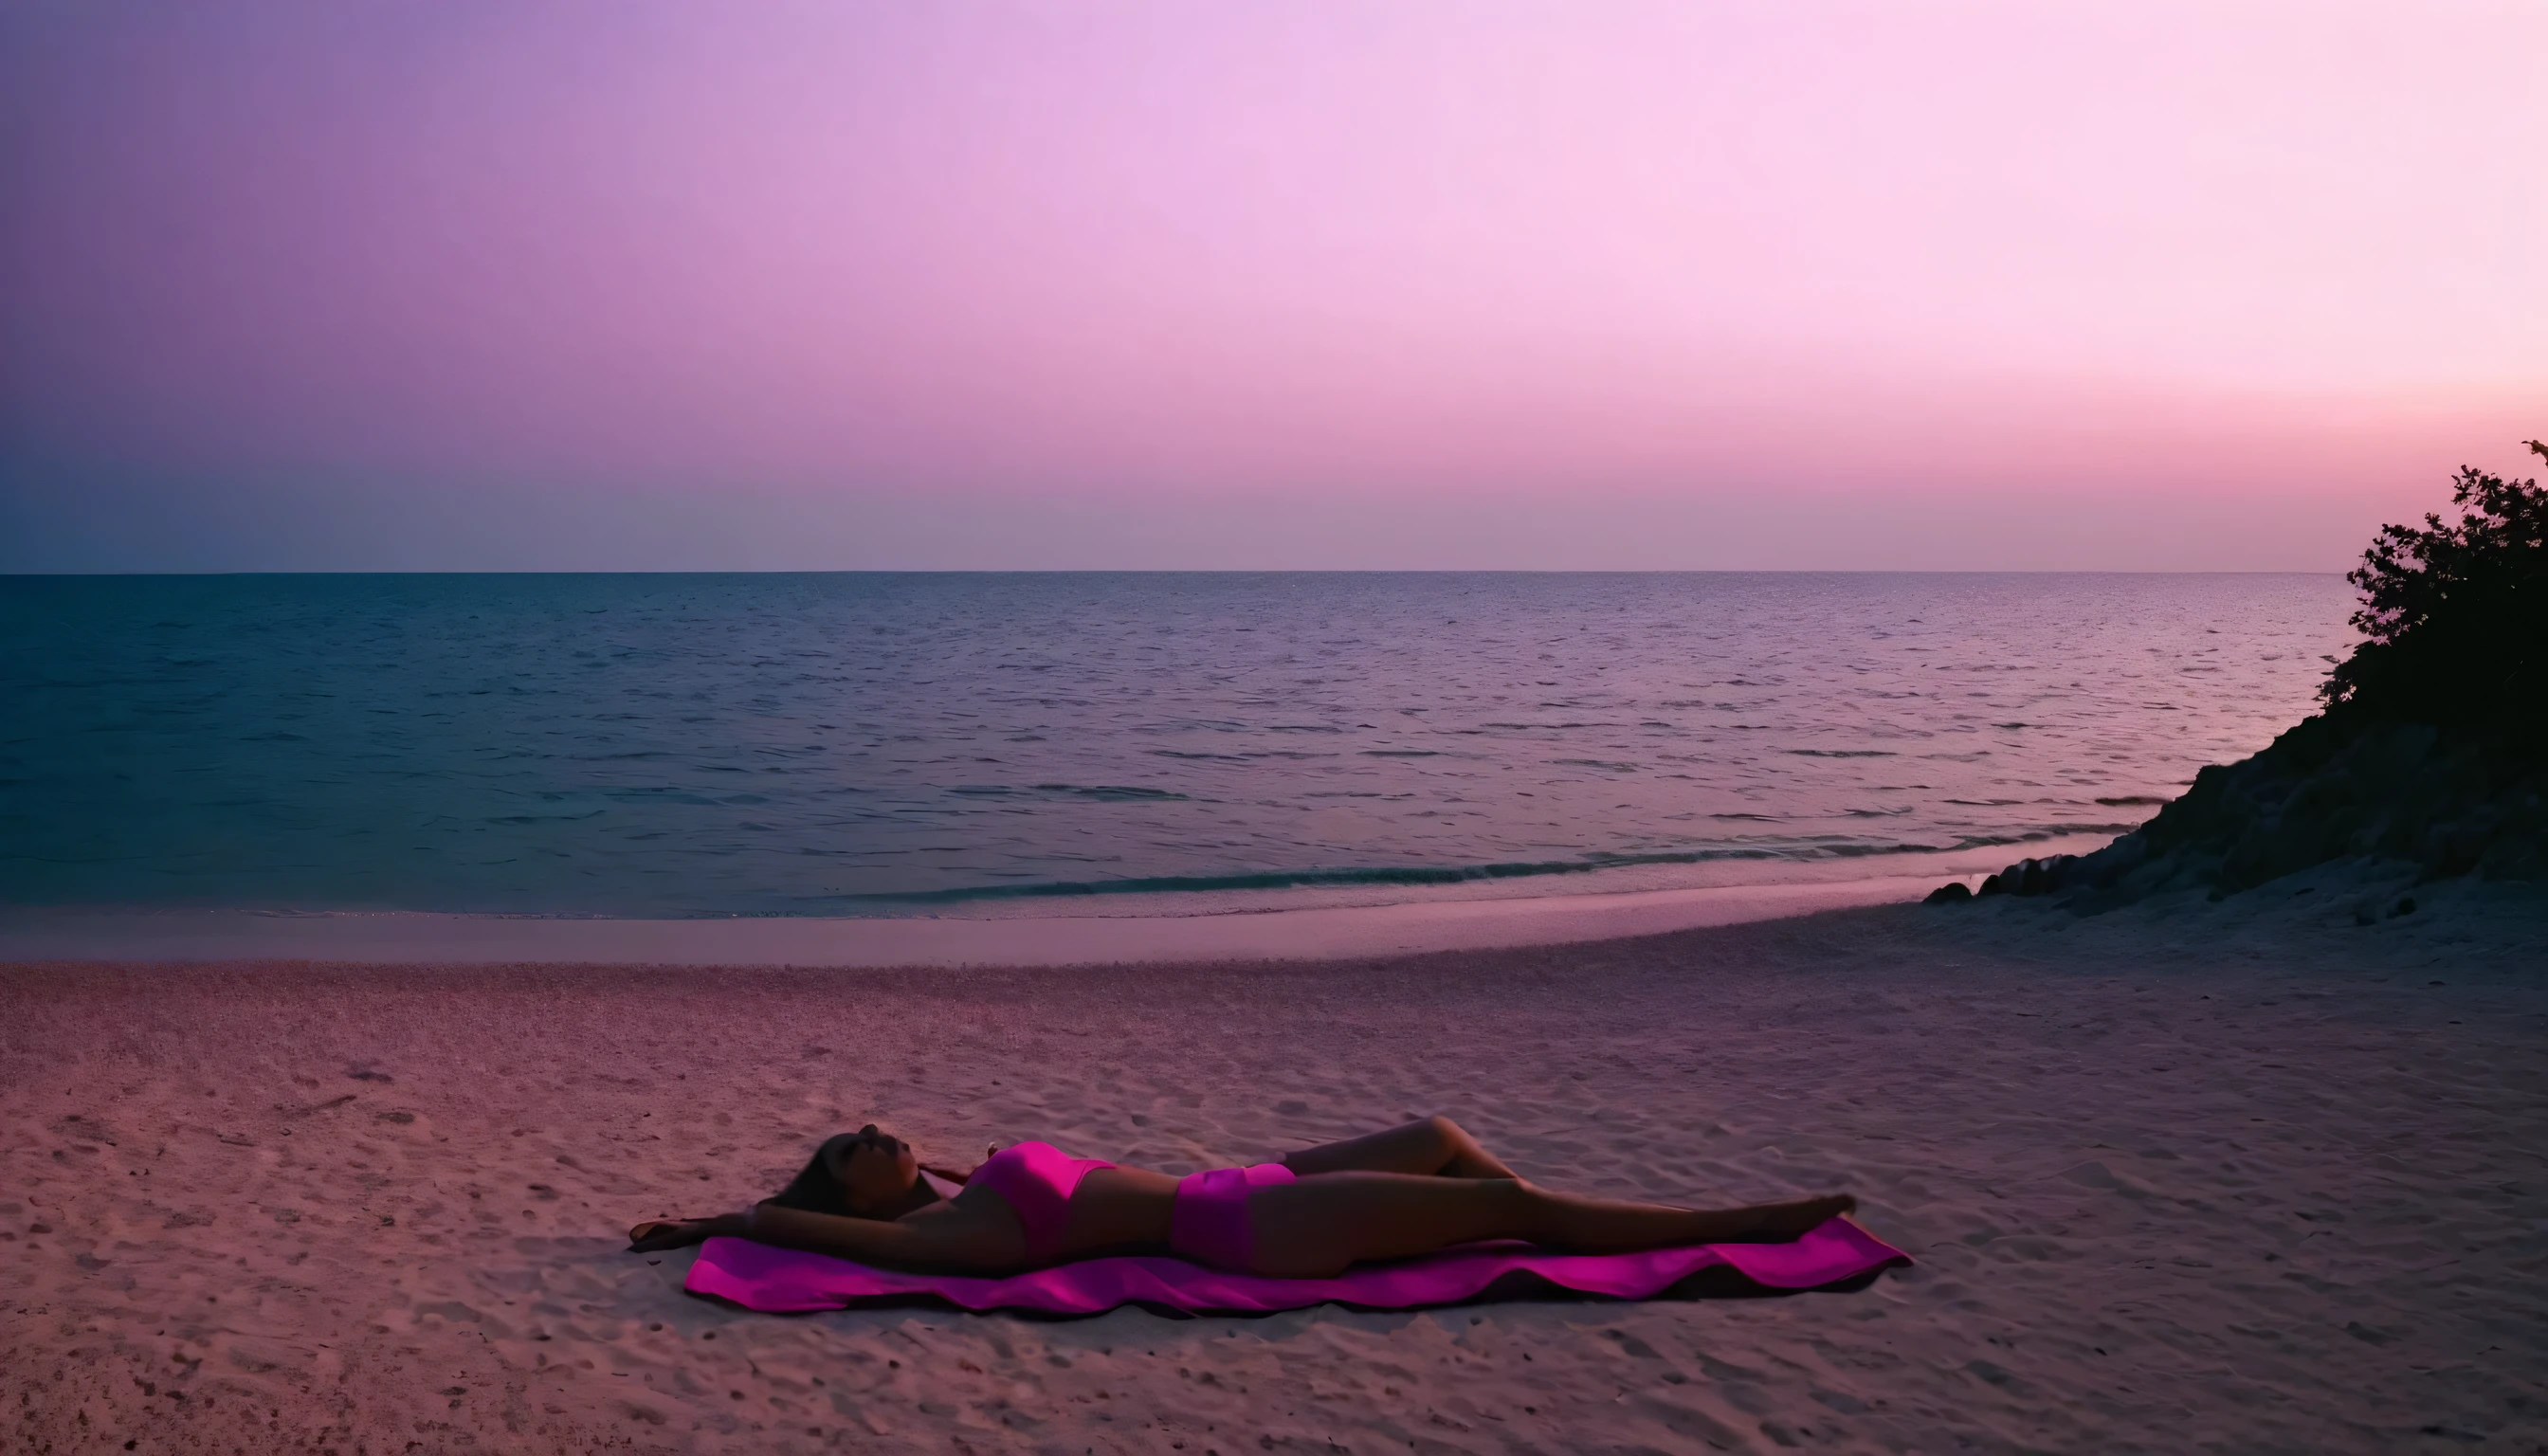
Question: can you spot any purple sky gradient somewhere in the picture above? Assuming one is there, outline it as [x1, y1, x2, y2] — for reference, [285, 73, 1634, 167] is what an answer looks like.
[3, 1, 2541, 571]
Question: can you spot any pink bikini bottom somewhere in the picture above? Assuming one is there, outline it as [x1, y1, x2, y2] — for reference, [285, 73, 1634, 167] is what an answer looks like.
[1167, 1162, 1294, 1272]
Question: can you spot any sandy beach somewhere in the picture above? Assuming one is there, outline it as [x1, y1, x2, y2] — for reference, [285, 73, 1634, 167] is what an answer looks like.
[7, 870, 2544, 1455]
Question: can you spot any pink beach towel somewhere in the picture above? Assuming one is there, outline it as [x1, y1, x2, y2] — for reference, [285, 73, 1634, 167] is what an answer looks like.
[684, 1217, 1908, 1317]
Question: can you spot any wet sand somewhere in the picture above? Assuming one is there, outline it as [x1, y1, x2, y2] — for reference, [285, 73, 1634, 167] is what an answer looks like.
[6, 867, 2544, 1454]
[0, 869, 1980, 969]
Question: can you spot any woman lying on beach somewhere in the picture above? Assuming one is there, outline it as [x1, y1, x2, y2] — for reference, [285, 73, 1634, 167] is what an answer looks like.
[627, 1116, 1854, 1279]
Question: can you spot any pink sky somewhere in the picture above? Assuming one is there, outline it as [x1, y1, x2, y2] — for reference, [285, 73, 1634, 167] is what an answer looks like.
[2, 1, 2541, 570]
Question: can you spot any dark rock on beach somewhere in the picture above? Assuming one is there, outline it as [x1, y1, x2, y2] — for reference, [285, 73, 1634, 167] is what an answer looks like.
[1930, 713, 2547, 912]
[1938, 851, 2081, 901]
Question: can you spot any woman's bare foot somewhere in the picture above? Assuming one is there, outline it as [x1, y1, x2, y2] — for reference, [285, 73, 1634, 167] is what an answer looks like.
[1731, 1194, 1856, 1241]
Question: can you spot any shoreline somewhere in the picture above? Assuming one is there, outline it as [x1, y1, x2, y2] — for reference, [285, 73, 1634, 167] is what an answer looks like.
[0, 869, 1964, 966]
[0, 833, 2120, 966]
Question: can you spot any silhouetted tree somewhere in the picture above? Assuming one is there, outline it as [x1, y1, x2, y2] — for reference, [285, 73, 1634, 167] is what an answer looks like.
[2320, 439, 2548, 728]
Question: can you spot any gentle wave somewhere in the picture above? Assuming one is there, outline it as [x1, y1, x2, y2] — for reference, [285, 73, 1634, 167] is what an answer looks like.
[813, 832, 2128, 905]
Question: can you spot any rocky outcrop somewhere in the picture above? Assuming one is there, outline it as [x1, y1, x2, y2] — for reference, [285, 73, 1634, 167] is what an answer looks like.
[1923, 854, 2079, 902]
[1933, 711, 2547, 911]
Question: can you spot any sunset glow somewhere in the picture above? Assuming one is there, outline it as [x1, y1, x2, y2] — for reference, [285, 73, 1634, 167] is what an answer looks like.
[3, 1, 2540, 570]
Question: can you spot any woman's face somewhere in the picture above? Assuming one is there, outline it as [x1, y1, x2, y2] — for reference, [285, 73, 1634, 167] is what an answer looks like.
[826, 1124, 919, 1212]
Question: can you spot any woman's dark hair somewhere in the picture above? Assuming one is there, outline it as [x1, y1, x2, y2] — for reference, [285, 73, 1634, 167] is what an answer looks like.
[764, 1134, 973, 1213]
[764, 1139, 852, 1212]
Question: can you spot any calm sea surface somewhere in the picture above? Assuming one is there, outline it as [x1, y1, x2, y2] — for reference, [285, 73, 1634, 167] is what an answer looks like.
[1, 573, 2356, 916]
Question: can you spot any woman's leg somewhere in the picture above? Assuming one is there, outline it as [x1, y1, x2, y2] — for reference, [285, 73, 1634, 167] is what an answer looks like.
[1279, 1115, 1520, 1179]
[1247, 1172, 1854, 1279]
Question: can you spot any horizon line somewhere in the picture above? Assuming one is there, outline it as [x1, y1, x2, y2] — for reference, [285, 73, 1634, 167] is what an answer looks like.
[0, 566, 2357, 579]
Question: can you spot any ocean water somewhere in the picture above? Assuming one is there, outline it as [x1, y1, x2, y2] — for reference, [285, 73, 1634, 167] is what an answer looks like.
[0, 573, 2356, 916]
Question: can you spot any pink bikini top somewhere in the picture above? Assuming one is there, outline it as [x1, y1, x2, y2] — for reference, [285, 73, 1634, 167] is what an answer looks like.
[963, 1141, 1115, 1264]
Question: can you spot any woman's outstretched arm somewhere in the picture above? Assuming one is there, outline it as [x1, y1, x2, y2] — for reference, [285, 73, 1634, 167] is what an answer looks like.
[737, 1204, 1014, 1271]
[628, 1202, 1017, 1272]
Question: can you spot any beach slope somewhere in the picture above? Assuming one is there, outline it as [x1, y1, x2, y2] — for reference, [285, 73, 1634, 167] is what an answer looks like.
[5, 878, 2543, 1454]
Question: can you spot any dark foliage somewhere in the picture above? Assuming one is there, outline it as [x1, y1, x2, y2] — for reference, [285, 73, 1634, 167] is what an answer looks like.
[2320, 439, 2548, 727]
